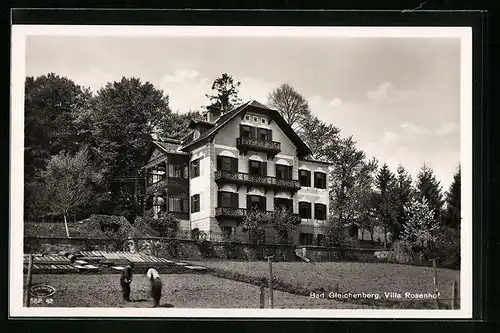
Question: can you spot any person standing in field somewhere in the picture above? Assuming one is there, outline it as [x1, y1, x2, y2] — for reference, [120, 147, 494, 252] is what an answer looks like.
[120, 261, 133, 302]
[146, 267, 162, 307]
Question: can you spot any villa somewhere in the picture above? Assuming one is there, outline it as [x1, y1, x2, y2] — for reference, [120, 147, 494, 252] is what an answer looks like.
[143, 100, 331, 245]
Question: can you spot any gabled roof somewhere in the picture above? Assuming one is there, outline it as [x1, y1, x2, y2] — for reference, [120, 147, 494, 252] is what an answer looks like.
[188, 119, 216, 129]
[180, 100, 313, 156]
[145, 139, 189, 164]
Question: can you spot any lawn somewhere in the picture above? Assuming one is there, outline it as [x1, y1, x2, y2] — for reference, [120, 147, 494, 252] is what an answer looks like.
[187, 261, 461, 309]
[24, 274, 369, 309]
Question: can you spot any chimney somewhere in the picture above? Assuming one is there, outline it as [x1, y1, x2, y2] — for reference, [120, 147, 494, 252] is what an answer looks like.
[206, 105, 222, 123]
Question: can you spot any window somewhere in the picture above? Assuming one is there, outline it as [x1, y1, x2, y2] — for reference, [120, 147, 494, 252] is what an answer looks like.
[316, 234, 324, 246]
[191, 159, 200, 178]
[299, 233, 313, 245]
[169, 164, 183, 178]
[249, 160, 266, 176]
[191, 194, 200, 213]
[253, 116, 258, 122]
[314, 172, 327, 189]
[274, 198, 293, 212]
[261, 118, 266, 124]
[218, 191, 238, 208]
[258, 128, 271, 141]
[240, 125, 252, 138]
[245, 115, 250, 121]
[299, 170, 311, 187]
[276, 164, 292, 180]
[217, 156, 238, 172]
[222, 226, 233, 239]
[299, 202, 312, 219]
[169, 197, 188, 213]
[315, 203, 327, 220]
[247, 195, 266, 211]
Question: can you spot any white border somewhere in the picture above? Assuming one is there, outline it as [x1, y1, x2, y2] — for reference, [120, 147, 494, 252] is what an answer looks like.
[10, 25, 473, 319]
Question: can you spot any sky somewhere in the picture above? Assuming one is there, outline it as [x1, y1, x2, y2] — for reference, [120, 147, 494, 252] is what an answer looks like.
[25, 35, 462, 189]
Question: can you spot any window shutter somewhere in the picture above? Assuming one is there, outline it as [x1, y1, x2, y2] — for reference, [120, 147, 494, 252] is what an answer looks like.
[231, 157, 238, 172]
[261, 162, 267, 176]
[199, 158, 203, 176]
[260, 196, 267, 211]
[307, 171, 311, 186]
[216, 156, 221, 171]
[247, 195, 251, 210]
[231, 192, 238, 208]
[314, 172, 318, 188]
[251, 127, 257, 138]
[191, 196, 195, 212]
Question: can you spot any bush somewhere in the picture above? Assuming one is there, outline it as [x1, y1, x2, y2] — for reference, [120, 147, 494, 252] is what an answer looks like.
[388, 240, 416, 264]
[142, 212, 179, 238]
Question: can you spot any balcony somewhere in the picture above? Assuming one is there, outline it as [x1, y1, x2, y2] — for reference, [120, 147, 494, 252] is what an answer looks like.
[236, 137, 281, 159]
[146, 177, 188, 195]
[215, 207, 247, 220]
[214, 170, 301, 193]
[215, 207, 300, 222]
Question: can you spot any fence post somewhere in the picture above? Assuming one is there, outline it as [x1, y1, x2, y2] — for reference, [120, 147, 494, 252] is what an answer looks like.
[24, 254, 34, 307]
[432, 258, 440, 309]
[265, 255, 274, 309]
[451, 280, 458, 309]
[259, 282, 265, 309]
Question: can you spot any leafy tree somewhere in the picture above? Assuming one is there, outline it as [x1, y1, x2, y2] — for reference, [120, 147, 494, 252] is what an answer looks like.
[393, 165, 414, 239]
[158, 110, 204, 140]
[374, 163, 398, 246]
[300, 116, 341, 162]
[401, 197, 440, 255]
[415, 164, 444, 222]
[329, 137, 378, 227]
[41, 147, 103, 237]
[442, 165, 461, 229]
[89, 77, 171, 216]
[270, 206, 302, 244]
[241, 209, 271, 245]
[267, 83, 312, 134]
[24, 73, 93, 178]
[205, 73, 242, 112]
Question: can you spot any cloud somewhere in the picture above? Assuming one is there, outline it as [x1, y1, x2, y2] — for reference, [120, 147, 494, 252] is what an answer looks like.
[366, 82, 418, 102]
[158, 69, 212, 113]
[366, 82, 393, 101]
[238, 77, 278, 105]
[400, 121, 426, 135]
[70, 67, 120, 92]
[382, 131, 399, 143]
[161, 69, 200, 84]
[436, 121, 460, 136]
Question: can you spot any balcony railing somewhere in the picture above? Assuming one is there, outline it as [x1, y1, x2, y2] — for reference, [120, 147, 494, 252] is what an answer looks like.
[145, 178, 168, 195]
[236, 136, 281, 156]
[215, 206, 300, 221]
[146, 177, 188, 195]
[214, 170, 301, 191]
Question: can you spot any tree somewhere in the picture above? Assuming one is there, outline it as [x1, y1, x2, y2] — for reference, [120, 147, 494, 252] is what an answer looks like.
[90, 77, 171, 217]
[393, 165, 414, 239]
[374, 163, 398, 246]
[205, 73, 242, 112]
[329, 137, 378, 228]
[41, 147, 103, 237]
[269, 206, 302, 244]
[158, 110, 204, 140]
[267, 83, 312, 134]
[24, 73, 93, 178]
[415, 164, 444, 222]
[300, 116, 341, 162]
[241, 209, 272, 245]
[401, 197, 441, 255]
[443, 165, 461, 229]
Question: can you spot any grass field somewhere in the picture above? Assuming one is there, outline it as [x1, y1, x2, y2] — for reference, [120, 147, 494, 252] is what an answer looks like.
[188, 261, 461, 309]
[24, 274, 369, 309]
